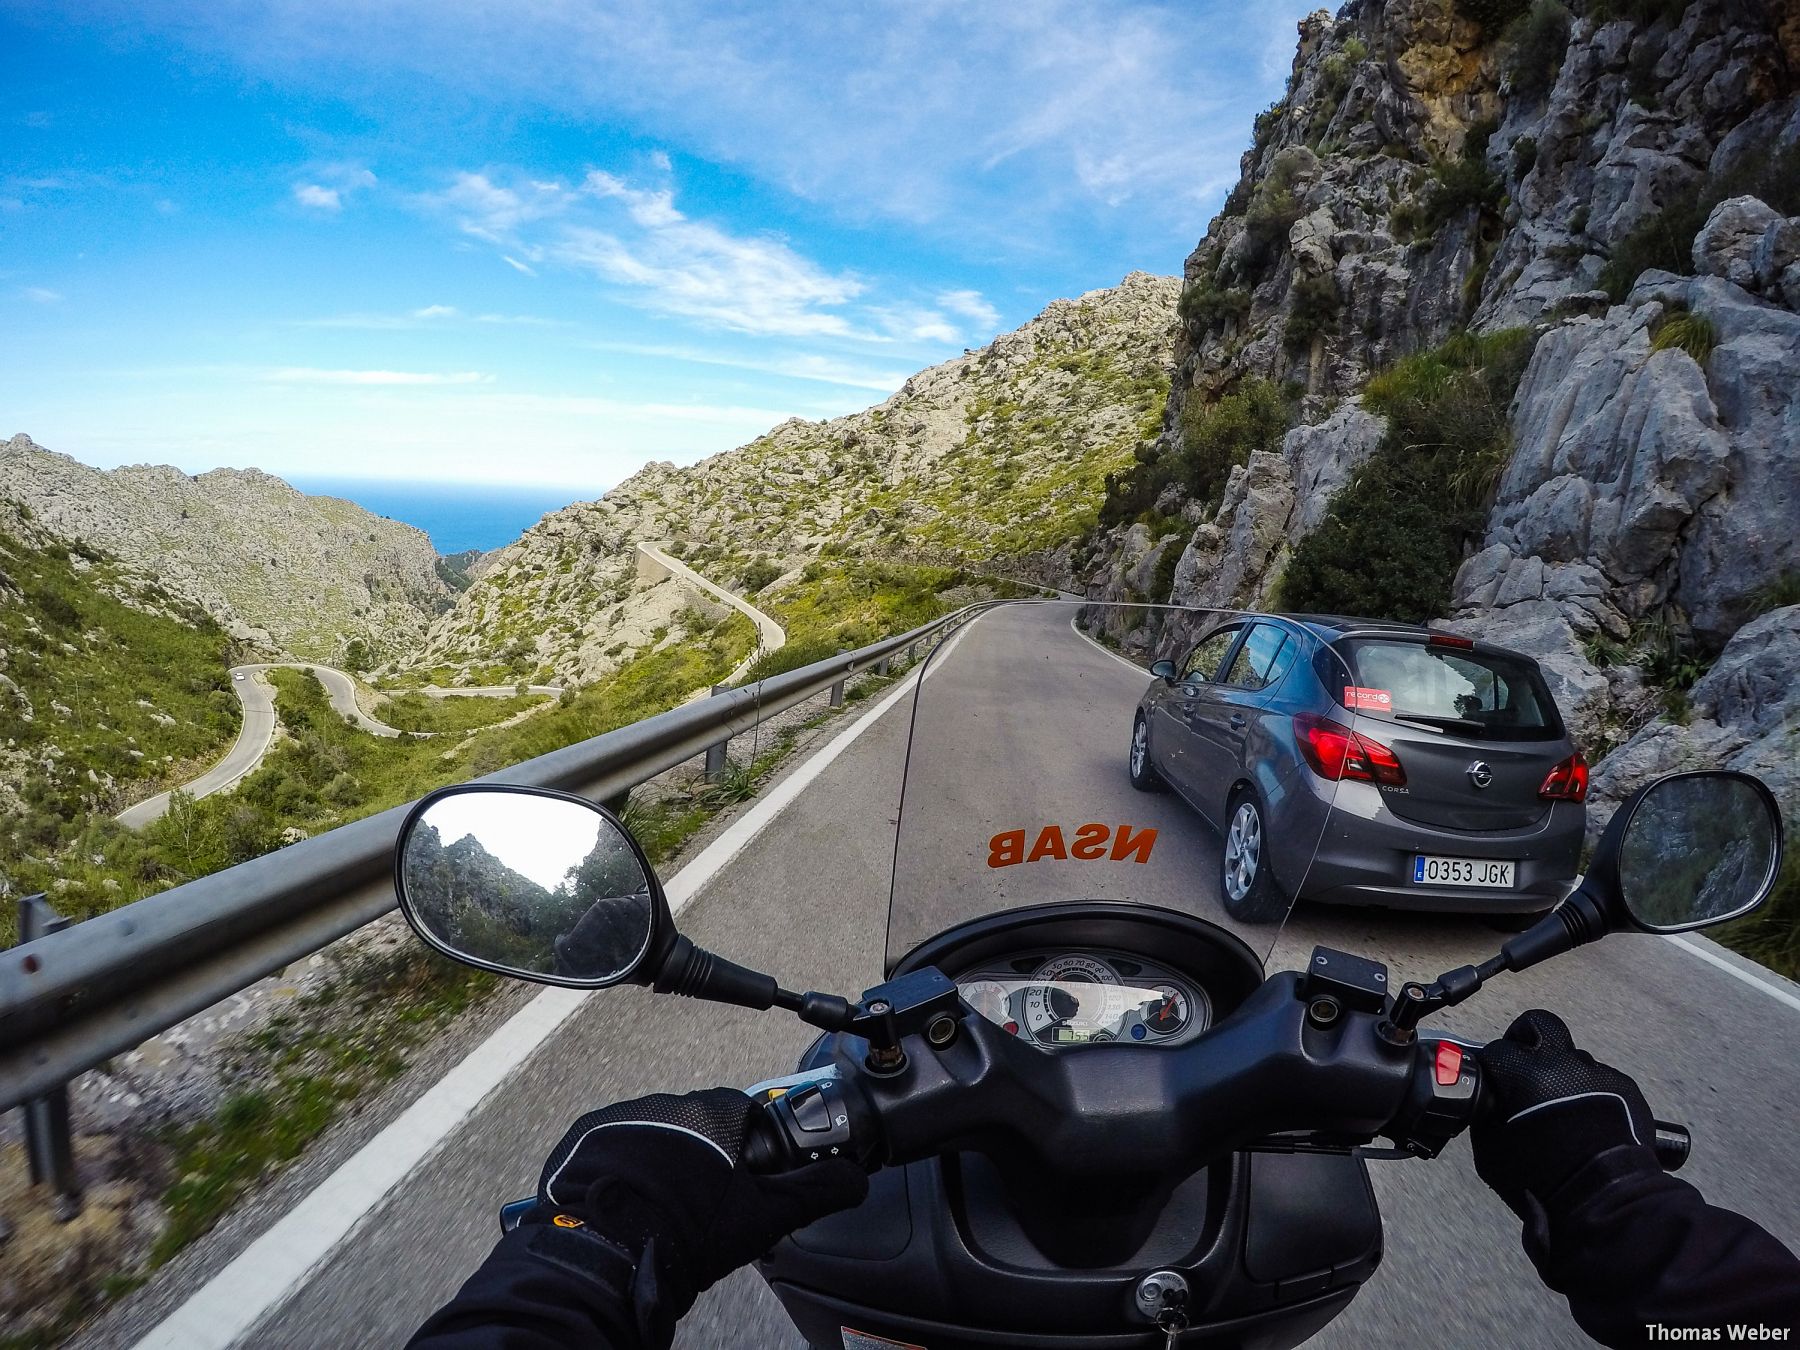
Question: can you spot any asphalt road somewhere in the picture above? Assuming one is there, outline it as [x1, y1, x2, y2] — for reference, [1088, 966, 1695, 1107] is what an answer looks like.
[89, 604, 1800, 1349]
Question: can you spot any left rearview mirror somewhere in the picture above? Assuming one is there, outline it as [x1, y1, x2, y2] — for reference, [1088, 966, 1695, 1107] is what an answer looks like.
[393, 784, 671, 987]
[1150, 659, 1177, 682]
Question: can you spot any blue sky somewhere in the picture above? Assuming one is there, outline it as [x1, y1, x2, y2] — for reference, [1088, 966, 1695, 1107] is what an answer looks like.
[3, 0, 1315, 491]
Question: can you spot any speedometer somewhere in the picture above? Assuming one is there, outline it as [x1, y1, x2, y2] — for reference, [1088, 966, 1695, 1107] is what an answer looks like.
[1022, 954, 1126, 1045]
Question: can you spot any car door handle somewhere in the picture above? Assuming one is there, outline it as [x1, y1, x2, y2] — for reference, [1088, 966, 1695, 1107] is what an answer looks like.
[1228, 713, 1247, 728]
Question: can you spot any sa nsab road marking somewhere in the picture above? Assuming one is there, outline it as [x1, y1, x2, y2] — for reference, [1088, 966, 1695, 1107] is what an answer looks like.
[129, 617, 988, 1350]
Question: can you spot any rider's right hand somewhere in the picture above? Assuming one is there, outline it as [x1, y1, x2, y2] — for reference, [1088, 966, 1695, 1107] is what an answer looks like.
[1472, 1009, 1658, 1221]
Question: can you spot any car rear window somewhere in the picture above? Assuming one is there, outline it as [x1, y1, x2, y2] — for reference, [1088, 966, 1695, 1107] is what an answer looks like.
[1316, 638, 1564, 741]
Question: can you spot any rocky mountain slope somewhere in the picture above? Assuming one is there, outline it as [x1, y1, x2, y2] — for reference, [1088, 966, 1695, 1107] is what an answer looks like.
[0, 435, 454, 661]
[411, 272, 1177, 684]
[1085, 0, 1798, 825]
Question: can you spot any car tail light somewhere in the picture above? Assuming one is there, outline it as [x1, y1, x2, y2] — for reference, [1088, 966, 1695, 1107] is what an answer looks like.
[1540, 751, 1589, 802]
[1295, 714, 1407, 786]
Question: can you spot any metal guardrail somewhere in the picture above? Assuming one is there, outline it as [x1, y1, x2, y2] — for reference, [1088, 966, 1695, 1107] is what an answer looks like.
[0, 606, 983, 1116]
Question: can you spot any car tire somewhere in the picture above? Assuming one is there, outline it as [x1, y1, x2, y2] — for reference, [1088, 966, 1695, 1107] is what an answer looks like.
[1220, 788, 1289, 924]
[1128, 714, 1166, 793]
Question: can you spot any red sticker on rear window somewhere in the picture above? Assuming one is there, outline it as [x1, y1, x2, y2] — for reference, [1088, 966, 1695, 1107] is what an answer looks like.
[1345, 686, 1392, 712]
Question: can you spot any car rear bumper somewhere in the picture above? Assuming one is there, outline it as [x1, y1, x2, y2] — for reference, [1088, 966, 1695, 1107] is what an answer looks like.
[1287, 782, 1584, 915]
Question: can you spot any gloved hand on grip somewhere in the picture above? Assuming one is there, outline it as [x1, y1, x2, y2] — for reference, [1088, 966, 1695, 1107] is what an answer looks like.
[525, 1087, 868, 1342]
[1472, 1009, 1657, 1221]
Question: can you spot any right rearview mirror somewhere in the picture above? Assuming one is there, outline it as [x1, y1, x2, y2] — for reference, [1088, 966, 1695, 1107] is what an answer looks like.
[1611, 771, 1784, 933]
[393, 784, 671, 987]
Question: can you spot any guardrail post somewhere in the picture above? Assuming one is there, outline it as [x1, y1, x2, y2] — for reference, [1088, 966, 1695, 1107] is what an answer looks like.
[704, 685, 731, 782]
[828, 679, 846, 708]
[874, 657, 890, 677]
[17, 894, 81, 1221]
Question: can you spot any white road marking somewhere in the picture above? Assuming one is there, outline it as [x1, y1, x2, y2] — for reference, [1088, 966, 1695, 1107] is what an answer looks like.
[129, 624, 971, 1350]
[1663, 934, 1800, 1015]
[1066, 614, 1153, 678]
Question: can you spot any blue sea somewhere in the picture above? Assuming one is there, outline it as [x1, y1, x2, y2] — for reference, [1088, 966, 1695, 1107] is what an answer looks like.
[291, 478, 595, 555]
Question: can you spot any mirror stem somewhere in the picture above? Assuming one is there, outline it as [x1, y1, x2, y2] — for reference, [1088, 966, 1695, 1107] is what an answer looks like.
[1500, 889, 1608, 974]
[651, 934, 783, 1011]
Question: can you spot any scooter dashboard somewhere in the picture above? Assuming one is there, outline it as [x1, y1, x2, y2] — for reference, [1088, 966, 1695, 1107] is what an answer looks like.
[952, 949, 1212, 1050]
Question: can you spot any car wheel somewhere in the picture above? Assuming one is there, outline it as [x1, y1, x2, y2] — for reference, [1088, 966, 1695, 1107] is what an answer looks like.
[1128, 715, 1166, 792]
[1220, 789, 1289, 924]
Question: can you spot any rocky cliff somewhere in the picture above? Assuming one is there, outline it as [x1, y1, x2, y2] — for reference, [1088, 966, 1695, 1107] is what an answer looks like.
[0, 435, 455, 662]
[1085, 0, 1798, 826]
[412, 273, 1178, 684]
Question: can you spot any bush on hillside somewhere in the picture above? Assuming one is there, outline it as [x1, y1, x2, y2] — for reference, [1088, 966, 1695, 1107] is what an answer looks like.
[1506, 0, 1572, 98]
[1281, 329, 1538, 622]
[1284, 273, 1342, 350]
[1177, 378, 1292, 507]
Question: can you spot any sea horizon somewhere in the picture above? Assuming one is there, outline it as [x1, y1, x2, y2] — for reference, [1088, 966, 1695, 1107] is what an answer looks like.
[290, 477, 597, 555]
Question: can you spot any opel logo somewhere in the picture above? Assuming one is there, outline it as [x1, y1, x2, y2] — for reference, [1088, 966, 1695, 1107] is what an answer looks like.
[1467, 760, 1493, 789]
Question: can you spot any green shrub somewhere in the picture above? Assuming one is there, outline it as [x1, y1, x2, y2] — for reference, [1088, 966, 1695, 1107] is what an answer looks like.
[1511, 136, 1539, 178]
[1749, 571, 1800, 615]
[1150, 537, 1185, 603]
[1177, 278, 1252, 333]
[1505, 0, 1571, 98]
[737, 557, 783, 593]
[1420, 153, 1503, 232]
[1284, 272, 1342, 350]
[1177, 378, 1292, 505]
[1281, 329, 1538, 622]
[1650, 311, 1718, 363]
[1242, 148, 1316, 261]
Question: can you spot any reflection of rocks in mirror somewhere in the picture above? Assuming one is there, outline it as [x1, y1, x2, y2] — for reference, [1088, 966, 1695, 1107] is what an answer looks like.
[1619, 777, 1776, 930]
[552, 890, 654, 981]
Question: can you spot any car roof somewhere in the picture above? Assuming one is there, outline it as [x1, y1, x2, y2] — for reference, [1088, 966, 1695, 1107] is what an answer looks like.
[1259, 613, 1543, 669]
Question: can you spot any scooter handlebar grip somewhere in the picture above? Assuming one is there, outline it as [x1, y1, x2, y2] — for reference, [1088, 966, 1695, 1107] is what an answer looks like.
[742, 1098, 791, 1173]
[1652, 1119, 1691, 1172]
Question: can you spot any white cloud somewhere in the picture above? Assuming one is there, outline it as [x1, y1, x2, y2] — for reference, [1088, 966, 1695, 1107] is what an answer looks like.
[586, 340, 908, 391]
[937, 289, 1000, 330]
[412, 304, 458, 318]
[502, 255, 537, 275]
[293, 183, 342, 210]
[292, 163, 378, 213]
[425, 166, 867, 339]
[264, 367, 491, 385]
[22, 286, 62, 304]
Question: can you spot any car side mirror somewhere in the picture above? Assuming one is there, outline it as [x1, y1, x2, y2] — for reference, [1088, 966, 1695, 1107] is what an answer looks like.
[1150, 660, 1177, 683]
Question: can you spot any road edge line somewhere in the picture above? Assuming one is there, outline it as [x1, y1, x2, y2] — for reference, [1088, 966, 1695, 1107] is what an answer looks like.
[128, 639, 952, 1350]
[1662, 933, 1800, 1015]
[1066, 614, 1150, 677]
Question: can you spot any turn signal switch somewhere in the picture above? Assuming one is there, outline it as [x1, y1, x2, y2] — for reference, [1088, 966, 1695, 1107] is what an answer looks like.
[744, 1077, 860, 1171]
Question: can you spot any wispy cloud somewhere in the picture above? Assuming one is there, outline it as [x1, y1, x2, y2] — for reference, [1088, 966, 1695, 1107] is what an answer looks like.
[292, 163, 377, 213]
[22, 286, 62, 304]
[502, 255, 537, 275]
[938, 289, 999, 331]
[263, 367, 491, 385]
[412, 303, 458, 318]
[586, 340, 908, 391]
[297, 305, 558, 329]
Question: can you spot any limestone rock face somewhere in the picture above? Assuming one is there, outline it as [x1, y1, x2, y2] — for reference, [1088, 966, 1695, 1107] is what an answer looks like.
[0, 436, 452, 661]
[1585, 606, 1800, 842]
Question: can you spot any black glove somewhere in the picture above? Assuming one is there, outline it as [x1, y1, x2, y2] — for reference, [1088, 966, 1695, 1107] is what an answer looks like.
[526, 1087, 867, 1335]
[1473, 1009, 1657, 1221]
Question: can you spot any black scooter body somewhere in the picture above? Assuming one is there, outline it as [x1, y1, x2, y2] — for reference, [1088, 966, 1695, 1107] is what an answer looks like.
[758, 905, 1383, 1348]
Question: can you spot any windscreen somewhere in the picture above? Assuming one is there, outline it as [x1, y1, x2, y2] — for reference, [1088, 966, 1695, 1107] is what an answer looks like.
[886, 601, 1353, 972]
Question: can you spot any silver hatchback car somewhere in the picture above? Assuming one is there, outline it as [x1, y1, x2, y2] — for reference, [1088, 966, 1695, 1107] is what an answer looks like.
[1129, 615, 1586, 924]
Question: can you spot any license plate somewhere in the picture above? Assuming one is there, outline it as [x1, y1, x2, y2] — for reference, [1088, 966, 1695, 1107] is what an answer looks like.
[1413, 855, 1514, 888]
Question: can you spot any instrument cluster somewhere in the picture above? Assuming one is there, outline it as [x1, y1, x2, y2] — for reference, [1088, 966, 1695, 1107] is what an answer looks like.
[952, 949, 1212, 1050]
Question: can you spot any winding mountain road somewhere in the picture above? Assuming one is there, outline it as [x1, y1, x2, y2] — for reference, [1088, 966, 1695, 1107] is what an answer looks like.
[88, 603, 1800, 1350]
[115, 663, 405, 829]
[638, 542, 786, 686]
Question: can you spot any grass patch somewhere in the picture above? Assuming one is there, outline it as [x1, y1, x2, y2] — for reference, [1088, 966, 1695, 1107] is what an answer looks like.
[375, 690, 550, 735]
[1649, 311, 1718, 363]
[1281, 329, 1537, 622]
